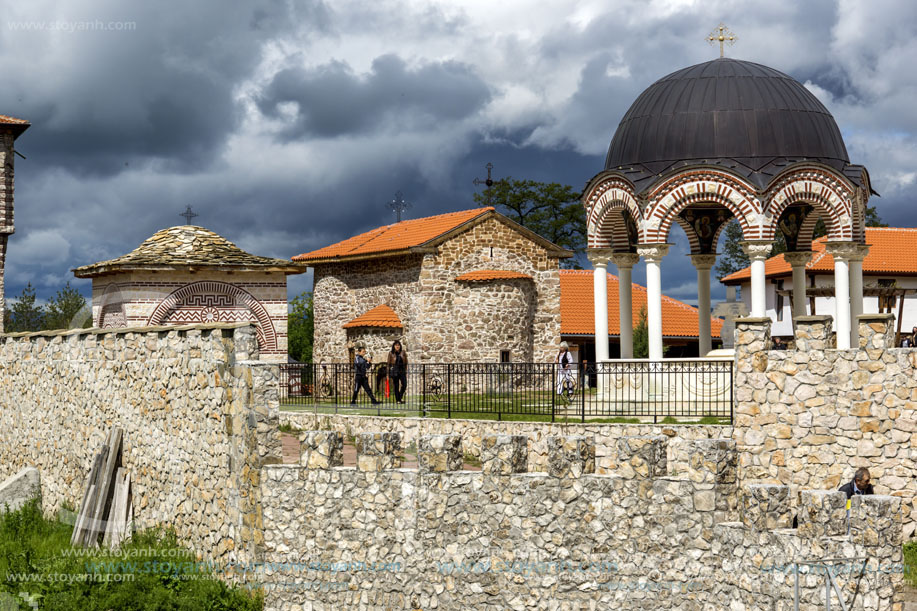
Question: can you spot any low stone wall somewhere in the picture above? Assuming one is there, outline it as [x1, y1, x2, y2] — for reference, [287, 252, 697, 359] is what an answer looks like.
[278, 412, 732, 475]
[735, 313, 917, 538]
[260, 433, 902, 610]
[0, 323, 282, 563]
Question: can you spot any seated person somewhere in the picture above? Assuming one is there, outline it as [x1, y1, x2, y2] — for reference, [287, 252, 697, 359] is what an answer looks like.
[839, 467, 874, 498]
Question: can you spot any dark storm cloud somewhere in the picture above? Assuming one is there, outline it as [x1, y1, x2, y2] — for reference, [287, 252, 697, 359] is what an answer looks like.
[258, 54, 491, 139]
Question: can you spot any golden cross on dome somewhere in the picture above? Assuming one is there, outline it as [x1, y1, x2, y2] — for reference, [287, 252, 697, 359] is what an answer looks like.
[706, 23, 737, 58]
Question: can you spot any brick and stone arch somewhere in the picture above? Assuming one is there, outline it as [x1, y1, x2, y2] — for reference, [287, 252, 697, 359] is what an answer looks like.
[147, 281, 278, 352]
[583, 173, 643, 250]
[762, 165, 858, 244]
[98, 283, 126, 329]
[644, 169, 762, 244]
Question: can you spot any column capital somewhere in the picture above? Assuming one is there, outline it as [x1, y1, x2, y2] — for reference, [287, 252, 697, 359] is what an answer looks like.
[610, 252, 640, 269]
[846, 244, 870, 263]
[740, 240, 774, 262]
[689, 254, 718, 270]
[824, 241, 862, 261]
[587, 247, 615, 267]
[783, 251, 814, 267]
[636, 243, 671, 264]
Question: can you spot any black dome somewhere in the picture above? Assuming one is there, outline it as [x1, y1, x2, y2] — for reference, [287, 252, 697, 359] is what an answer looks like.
[604, 58, 850, 189]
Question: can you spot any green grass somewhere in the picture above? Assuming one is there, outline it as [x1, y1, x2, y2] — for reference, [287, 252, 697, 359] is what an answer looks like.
[904, 540, 917, 587]
[0, 498, 263, 610]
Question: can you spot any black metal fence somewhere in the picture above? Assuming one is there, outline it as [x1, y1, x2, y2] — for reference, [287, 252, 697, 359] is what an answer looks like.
[279, 359, 734, 422]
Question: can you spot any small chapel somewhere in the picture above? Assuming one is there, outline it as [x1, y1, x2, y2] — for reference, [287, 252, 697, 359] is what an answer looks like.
[73, 225, 305, 362]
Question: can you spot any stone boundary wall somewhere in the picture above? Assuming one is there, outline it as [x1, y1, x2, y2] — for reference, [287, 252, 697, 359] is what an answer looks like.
[260, 433, 902, 610]
[735, 313, 917, 538]
[0, 322, 282, 563]
[278, 412, 732, 475]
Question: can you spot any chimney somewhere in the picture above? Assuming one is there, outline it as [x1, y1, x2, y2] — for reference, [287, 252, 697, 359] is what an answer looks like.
[0, 114, 30, 332]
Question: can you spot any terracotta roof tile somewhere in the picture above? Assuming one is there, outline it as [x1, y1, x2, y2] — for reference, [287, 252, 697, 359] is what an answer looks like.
[342, 304, 403, 329]
[454, 270, 533, 282]
[293, 208, 494, 262]
[720, 228, 917, 284]
[559, 270, 723, 338]
[0, 114, 30, 136]
[73, 225, 305, 277]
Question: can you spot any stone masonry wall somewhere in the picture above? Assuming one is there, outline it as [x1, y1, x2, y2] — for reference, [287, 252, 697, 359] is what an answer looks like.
[260, 433, 902, 610]
[735, 312, 917, 538]
[418, 216, 562, 363]
[89, 271, 292, 362]
[0, 323, 283, 564]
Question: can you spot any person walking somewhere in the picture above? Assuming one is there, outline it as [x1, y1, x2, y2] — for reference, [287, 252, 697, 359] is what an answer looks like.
[555, 341, 575, 395]
[387, 340, 409, 404]
[350, 346, 381, 405]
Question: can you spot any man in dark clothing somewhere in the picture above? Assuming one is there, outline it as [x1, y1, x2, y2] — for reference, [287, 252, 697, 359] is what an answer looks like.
[351, 347, 381, 405]
[839, 467, 874, 499]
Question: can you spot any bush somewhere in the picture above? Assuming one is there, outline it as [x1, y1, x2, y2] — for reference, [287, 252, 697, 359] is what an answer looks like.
[0, 499, 263, 610]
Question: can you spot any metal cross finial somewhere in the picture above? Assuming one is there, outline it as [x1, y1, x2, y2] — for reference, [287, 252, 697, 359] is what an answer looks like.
[180, 205, 198, 225]
[473, 162, 495, 188]
[706, 23, 737, 58]
[388, 190, 412, 223]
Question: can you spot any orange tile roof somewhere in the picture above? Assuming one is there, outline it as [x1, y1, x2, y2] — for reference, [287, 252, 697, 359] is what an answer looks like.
[342, 304, 403, 329]
[293, 208, 495, 262]
[559, 270, 723, 338]
[720, 228, 917, 284]
[455, 270, 533, 282]
[0, 114, 30, 136]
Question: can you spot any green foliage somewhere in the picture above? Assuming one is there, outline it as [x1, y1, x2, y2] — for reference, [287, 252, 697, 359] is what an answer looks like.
[0, 499, 263, 610]
[632, 307, 649, 359]
[44, 281, 90, 330]
[6, 283, 44, 332]
[288, 291, 314, 362]
[905, 539, 917, 586]
[473, 177, 585, 268]
[865, 205, 887, 228]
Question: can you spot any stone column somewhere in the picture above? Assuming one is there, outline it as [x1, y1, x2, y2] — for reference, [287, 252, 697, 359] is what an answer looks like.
[826, 242, 860, 350]
[783, 251, 812, 321]
[741, 241, 774, 318]
[588, 249, 613, 362]
[847, 244, 869, 349]
[636, 244, 670, 361]
[610, 253, 640, 359]
[690, 254, 717, 356]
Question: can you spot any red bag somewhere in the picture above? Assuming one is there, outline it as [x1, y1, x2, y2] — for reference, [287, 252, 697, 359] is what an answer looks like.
[385, 378, 390, 398]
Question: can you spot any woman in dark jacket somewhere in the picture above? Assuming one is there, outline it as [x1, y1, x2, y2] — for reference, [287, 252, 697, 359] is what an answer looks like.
[387, 340, 408, 404]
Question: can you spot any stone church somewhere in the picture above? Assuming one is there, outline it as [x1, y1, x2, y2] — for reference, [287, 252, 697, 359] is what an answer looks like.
[0, 114, 30, 333]
[73, 225, 305, 362]
[294, 208, 572, 363]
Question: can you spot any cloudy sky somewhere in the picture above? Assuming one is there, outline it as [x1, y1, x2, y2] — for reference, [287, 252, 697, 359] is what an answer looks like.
[1, 0, 915, 308]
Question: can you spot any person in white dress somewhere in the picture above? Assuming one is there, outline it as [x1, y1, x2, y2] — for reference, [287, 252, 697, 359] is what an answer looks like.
[555, 341, 575, 395]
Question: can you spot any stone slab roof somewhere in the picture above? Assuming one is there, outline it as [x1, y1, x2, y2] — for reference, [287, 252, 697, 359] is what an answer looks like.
[720, 228, 917, 284]
[342, 304, 402, 329]
[454, 270, 533, 282]
[559, 270, 723, 339]
[73, 225, 306, 277]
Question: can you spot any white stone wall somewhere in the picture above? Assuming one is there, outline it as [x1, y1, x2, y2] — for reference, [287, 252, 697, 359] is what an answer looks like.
[90, 270, 291, 362]
[0, 323, 282, 564]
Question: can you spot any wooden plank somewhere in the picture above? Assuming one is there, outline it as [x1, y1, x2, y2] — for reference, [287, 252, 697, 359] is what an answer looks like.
[103, 468, 131, 549]
[86, 428, 121, 547]
[70, 451, 103, 546]
[897, 293, 906, 346]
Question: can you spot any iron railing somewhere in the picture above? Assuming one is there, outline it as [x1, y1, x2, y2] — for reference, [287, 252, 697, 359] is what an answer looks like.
[279, 359, 733, 422]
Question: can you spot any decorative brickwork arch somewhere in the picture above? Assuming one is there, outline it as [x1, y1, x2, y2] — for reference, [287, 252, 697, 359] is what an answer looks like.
[672, 215, 702, 254]
[645, 170, 761, 244]
[99, 283, 126, 329]
[146, 281, 278, 352]
[583, 174, 643, 250]
[763, 166, 856, 242]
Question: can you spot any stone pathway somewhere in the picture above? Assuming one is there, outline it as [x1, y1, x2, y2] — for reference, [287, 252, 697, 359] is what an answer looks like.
[280, 432, 479, 470]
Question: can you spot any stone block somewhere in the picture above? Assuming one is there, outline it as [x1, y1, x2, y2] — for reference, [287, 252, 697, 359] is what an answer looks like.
[299, 431, 343, 469]
[797, 489, 847, 538]
[546, 436, 595, 478]
[481, 435, 527, 475]
[849, 494, 902, 547]
[857, 313, 896, 351]
[741, 484, 791, 530]
[615, 436, 666, 479]
[355, 432, 401, 471]
[0, 467, 40, 514]
[685, 439, 737, 485]
[794, 316, 833, 352]
[417, 434, 463, 473]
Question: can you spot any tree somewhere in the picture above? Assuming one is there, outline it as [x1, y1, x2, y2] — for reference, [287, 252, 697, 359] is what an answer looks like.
[44, 281, 90, 330]
[632, 307, 649, 359]
[473, 177, 586, 268]
[7, 283, 44, 332]
[288, 291, 314, 362]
